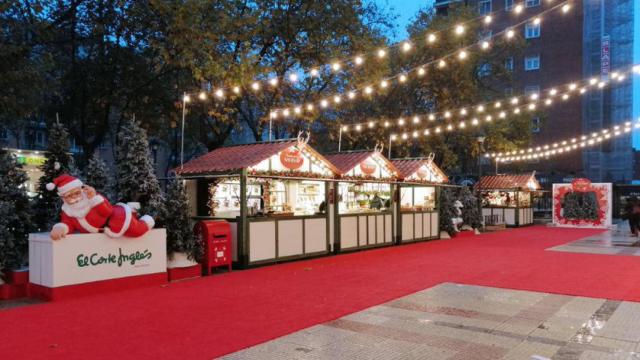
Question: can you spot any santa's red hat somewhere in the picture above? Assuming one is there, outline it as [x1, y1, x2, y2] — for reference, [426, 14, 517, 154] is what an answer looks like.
[46, 174, 83, 195]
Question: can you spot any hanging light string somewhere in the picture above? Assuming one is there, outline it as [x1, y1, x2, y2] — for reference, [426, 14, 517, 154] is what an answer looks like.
[270, 0, 573, 117]
[488, 119, 640, 163]
[180, 1, 572, 104]
[337, 64, 638, 133]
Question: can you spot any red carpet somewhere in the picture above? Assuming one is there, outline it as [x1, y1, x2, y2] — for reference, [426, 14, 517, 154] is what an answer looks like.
[3, 226, 640, 359]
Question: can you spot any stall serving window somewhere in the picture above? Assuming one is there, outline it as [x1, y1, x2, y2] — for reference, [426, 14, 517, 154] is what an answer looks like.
[209, 178, 326, 218]
[481, 190, 532, 208]
[399, 187, 436, 212]
[338, 182, 391, 214]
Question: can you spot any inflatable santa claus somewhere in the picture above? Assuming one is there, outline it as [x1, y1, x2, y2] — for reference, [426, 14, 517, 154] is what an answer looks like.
[48, 174, 154, 240]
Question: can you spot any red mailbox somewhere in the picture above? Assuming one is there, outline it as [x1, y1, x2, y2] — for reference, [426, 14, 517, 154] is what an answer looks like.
[195, 220, 232, 275]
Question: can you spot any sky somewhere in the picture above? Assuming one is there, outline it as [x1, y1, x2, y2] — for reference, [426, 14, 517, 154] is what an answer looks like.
[373, 0, 435, 41]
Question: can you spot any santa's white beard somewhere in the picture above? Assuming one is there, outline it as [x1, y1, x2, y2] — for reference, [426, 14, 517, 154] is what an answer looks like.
[61, 193, 92, 218]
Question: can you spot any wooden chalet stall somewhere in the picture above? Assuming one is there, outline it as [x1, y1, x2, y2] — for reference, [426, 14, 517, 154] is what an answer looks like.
[392, 156, 448, 244]
[477, 172, 541, 227]
[324, 150, 399, 252]
[177, 137, 339, 268]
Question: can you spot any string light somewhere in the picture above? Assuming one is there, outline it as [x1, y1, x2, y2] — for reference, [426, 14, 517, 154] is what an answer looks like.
[332, 62, 341, 71]
[427, 33, 437, 43]
[455, 24, 465, 35]
[494, 119, 639, 163]
[514, 4, 523, 14]
[198, 92, 206, 100]
[288, 73, 298, 82]
[354, 56, 364, 65]
[402, 42, 412, 52]
[377, 49, 386, 58]
[484, 16, 492, 24]
[215, 89, 224, 98]
[270, 1, 580, 115]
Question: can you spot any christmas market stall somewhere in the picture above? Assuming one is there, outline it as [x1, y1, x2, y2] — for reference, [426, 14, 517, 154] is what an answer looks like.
[392, 155, 448, 244]
[477, 172, 541, 227]
[324, 148, 399, 252]
[176, 135, 339, 268]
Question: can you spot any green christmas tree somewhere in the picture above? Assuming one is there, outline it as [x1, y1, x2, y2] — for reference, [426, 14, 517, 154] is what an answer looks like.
[0, 149, 33, 271]
[439, 188, 458, 236]
[165, 176, 202, 261]
[459, 186, 482, 229]
[115, 119, 165, 224]
[84, 153, 111, 199]
[34, 122, 75, 231]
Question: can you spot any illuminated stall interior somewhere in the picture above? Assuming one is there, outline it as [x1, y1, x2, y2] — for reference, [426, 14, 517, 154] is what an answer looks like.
[177, 138, 339, 267]
[392, 157, 448, 243]
[477, 172, 541, 227]
[324, 150, 399, 252]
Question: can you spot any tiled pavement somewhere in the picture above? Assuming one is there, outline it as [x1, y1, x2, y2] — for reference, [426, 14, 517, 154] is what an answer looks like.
[222, 283, 640, 360]
[549, 229, 640, 257]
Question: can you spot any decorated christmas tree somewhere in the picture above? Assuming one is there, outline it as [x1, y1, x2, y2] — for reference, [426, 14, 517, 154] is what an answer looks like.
[115, 118, 165, 224]
[165, 176, 202, 261]
[0, 149, 33, 271]
[34, 122, 75, 231]
[439, 188, 458, 236]
[458, 186, 482, 229]
[84, 153, 112, 199]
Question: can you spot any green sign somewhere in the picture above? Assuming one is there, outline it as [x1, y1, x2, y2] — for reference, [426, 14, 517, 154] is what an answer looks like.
[76, 248, 152, 268]
[16, 155, 46, 166]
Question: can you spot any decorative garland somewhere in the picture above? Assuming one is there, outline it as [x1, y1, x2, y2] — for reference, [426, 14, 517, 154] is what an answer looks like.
[553, 184, 608, 226]
[248, 169, 333, 179]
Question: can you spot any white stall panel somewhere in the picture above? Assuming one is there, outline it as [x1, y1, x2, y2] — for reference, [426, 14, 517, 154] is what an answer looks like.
[250, 221, 276, 262]
[385, 214, 393, 243]
[505, 209, 516, 225]
[367, 216, 377, 245]
[305, 218, 327, 253]
[340, 217, 358, 249]
[278, 220, 303, 257]
[358, 216, 367, 246]
[402, 214, 414, 241]
[431, 213, 439, 237]
[415, 213, 423, 239]
[422, 213, 431, 238]
[376, 215, 385, 244]
[230, 222, 238, 261]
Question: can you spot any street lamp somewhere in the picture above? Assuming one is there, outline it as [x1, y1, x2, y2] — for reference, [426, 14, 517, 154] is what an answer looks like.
[477, 136, 486, 214]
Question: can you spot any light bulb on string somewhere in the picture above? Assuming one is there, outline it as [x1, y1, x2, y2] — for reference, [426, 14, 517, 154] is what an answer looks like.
[380, 80, 388, 88]
[354, 56, 364, 66]
[251, 82, 260, 91]
[377, 49, 386, 58]
[458, 50, 468, 60]
[310, 68, 319, 77]
[364, 86, 373, 95]
[484, 16, 492, 24]
[506, 29, 515, 39]
[402, 42, 412, 52]
[269, 78, 278, 87]
[533, 17, 541, 25]
[514, 4, 523, 14]
[332, 62, 341, 71]
[348, 91, 356, 99]
[562, 3, 571, 13]
[198, 92, 206, 100]
[455, 24, 465, 35]
[288, 73, 298, 82]
[413, 116, 420, 124]
[427, 33, 437, 43]
[399, 74, 407, 82]
[481, 41, 490, 50]
[438, 59, 446, 68]
[232, 86, 241, 94]
[215, 89, 224, 98]
[418, 67, 426, 76]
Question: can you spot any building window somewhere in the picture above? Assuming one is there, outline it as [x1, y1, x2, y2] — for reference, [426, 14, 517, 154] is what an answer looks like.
[524, 85, 540, 96]
[478, 63, 492, 77]
[531, 117, 541, 133]
[504, 57, 514, 71]
[35, 131, 46, 146]
[525, 22, 540, 39]
[525, 0, 540, 7]
[478, 0, 491, 15]
[505, 0, 514, 10]
[524, 55, 540, 71]
[504, 87, 514, 96]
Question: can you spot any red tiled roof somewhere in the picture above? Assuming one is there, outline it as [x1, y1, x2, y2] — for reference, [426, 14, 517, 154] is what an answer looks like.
[176, 140, 296, 175]
[324, 151, 399, 176]
[391, 158, 449, 182]
[477, 172, 540, 190]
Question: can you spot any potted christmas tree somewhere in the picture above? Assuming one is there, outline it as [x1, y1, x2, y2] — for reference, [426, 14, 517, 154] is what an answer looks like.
[0, 149, 33, 299]
[165, 176, 203, 281]
[458, 186, 482, 235]
[439, 188, 458, 239]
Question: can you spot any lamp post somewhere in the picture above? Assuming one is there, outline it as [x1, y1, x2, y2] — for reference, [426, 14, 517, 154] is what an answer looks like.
[180, 92, 189, 169]
[477, 136, 486, 214]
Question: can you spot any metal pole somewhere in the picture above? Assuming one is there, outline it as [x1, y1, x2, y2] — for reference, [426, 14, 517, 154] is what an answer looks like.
[338, 127, 343, 152]
[269, 117, 273, 141]
[388, 136, 392, 159]
[180, 92, 186, 169]
[495, 159, 498, 175]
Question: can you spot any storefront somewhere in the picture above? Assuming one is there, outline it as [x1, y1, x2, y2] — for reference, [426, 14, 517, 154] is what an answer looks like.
[7, 148, 46, 197]
[392, 156, 448, 244]
[324, 150, 399, 252]
[176, 137, 339, 267]
[477, 172, 540, 227]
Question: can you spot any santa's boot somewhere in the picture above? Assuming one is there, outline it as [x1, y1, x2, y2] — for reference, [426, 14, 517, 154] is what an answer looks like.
[104, 203, 154, 238]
